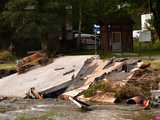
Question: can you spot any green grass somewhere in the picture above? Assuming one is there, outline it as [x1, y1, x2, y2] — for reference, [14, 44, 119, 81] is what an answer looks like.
[83, 81, 112, 97]
[133, 39, 160, 56]
[132, 111, 154, 120]
[151, 60, 160, 69]
[0, 63, 16, 70]
[16, 112, 55, 120]
[0, 50, 16, 61]
[144, 60, 160, 69]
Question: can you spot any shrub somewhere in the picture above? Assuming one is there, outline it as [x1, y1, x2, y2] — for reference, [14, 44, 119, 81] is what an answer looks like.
[0, 50, 15, 61]
[83, 81, 112, 97]
[115, 84, 147, 103]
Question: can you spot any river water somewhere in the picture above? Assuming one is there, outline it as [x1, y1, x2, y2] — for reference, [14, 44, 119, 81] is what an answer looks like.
[0, 99, 159, 120]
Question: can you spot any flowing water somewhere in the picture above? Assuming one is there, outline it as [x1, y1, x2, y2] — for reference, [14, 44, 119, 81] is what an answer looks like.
[0, 99, 159, 120]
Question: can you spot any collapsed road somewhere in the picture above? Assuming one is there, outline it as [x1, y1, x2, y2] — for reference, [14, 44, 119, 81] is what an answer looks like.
[0, 55, 93, 98]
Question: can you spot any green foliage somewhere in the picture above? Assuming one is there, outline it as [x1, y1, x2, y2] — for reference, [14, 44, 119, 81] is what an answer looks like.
[132, 111, 154, 120]
[98, 50, 113, 59]
[83, 81, 112, 97]
[133, 39, 160, 55]
[115, 84, 147, 103]
[0, 63, 16, 70]
[0, 50, 15, 61]
[0, 0, 159, 56]
[0, 0, 66, 55]
[16, 112, 55, 120]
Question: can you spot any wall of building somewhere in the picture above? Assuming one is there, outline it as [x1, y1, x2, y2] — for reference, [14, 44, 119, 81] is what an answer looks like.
[100, 24, 133, 52]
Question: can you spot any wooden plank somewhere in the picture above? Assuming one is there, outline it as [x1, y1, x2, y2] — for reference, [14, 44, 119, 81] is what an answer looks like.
[62, 61, 125, 99]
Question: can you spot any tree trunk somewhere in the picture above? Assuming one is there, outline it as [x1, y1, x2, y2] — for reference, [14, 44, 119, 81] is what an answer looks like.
[41, 32, 48, 52]
[77, 1, 82, 49]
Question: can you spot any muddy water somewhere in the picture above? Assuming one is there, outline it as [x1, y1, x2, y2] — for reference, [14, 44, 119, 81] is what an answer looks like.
[0, 99, 159, 120]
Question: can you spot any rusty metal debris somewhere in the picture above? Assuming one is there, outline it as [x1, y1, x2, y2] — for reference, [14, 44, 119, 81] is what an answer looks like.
[126, 96, 145, 104]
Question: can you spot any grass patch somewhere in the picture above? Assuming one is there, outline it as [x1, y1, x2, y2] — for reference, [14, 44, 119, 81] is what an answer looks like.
[133, 39, 160, 56]
[83, 81, 112, 97]
[144, 60, 160, 69]
[16, 112, 55, 120]
[0, 106, 15, 113]
[132, 111, 154, 120]
[151, 60, 160, 69]
[0, 63, 16, 70]
[0, 50, 16, 61]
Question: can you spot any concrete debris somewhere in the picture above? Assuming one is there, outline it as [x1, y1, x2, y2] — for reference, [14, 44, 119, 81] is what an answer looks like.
[0, 56, 92, 97]
[0, 55, 160, 108]
[0, 96, 8, 102]
[25, 87, 43, 99]
[62, 59, 126, 100]
[62, 57, 160, 105]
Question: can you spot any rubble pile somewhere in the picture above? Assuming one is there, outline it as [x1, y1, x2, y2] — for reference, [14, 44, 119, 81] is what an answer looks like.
[0, 56, 160, 110]
[62, 57, 160, 105]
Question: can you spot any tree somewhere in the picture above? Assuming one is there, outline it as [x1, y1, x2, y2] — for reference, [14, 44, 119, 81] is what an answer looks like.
[70, 0, 128, 33]
[0, 0, 66, 55]
[150, 0, 160, 39]
[124, 0, 160, 39]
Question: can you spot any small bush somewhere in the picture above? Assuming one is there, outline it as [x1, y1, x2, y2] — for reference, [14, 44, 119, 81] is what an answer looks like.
[83, 81, 112, 97]
[133, 39, 160, 54]
[115, 84, 148, 103]
[16, 112, 55, 120]
[0, 50, 15, 61]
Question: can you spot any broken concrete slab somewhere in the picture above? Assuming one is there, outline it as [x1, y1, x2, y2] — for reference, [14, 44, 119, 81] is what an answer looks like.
[62, 60, 127, 99]
[0, 55, 93, 98]
[62, 58, 154, 104]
